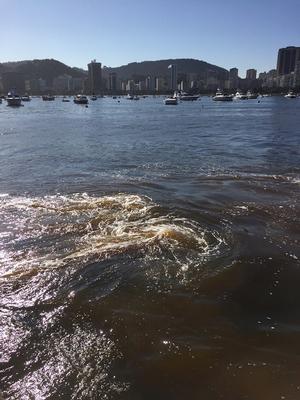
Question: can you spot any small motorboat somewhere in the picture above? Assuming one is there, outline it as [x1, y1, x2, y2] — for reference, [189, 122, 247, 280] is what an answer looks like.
[246, 90, 258, 99]
[7, 92, 22, 106]
[42, 95, 55, 101]
[126, 94, 134, 100]
[164, 97, 178, 105]
[234, 91, 248, 100]
[62, 96, 70, 102]
[177, 91, 200, 101]
[74, 94, 89, 104]
[21, 95, 31, 101]
[90, 95, 97, 101]
[133, 95, 140, 100]
[284, 91, 297, 98]
[212, 89, 233, 101]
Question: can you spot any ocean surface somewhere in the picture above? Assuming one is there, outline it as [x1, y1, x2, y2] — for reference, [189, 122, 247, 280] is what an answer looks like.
[0, 95, 299, 400]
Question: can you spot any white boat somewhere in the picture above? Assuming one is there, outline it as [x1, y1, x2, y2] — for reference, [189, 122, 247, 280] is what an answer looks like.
[246, 91, 258, 99]
[285, 91, 297, 98]
[212, 89, 233, 101]
[234, 91, 248, 100]
[176, 91, 200, 101]
[42, 94, 55, 101]
[126, 94, 134, 100]
[7, 92, 22, 106]
[74, 94, 88, 104]
[21, 95, 31, 101]
[164, 97, 178, 105]
[62, 96, 70, 102]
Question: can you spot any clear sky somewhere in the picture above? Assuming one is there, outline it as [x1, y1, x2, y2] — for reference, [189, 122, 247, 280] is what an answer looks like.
[1, 0, 300, 77]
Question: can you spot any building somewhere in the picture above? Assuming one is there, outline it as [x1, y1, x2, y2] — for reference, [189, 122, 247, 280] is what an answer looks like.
[246, 69, 257, 80]
[228, 68, 239, 89]
[108, 72, 117, 91]
[168, 64, 177, 90]
[53, 74, 72, 93]
[88, 60, 102, 94]
[277, 46, 300, 75]
[145, 76, 155, 91]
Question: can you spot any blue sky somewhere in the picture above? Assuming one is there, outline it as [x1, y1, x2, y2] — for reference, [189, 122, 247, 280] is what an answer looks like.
[1, 0, 300, 77]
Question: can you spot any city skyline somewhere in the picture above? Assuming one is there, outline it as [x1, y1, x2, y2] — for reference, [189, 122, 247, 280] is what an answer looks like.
[1, 0, 300, 77]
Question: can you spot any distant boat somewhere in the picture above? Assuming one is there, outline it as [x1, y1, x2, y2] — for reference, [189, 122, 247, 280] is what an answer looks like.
[112, 96, 117, 99]
[234, 91, 248, 100]
[212, 88, 233, 101]
[62, 96, 70, 102]
[74, 94, 88, 104]
[7, 92, 22, 106]
[126, 94, 134, 100]
[164, 96, 178, 105]
[246, 90, 258, 99]
[21, 95, 31, 101]
[42, 95, 55, 101]
[90, 95, 97, 101]
[133, 95, 140, 100]
[176, 91, 200, 101]
[284, 91, 297, 98]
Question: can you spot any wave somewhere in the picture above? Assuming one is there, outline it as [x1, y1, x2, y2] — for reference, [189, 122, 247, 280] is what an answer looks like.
[0, 193, 226, 282]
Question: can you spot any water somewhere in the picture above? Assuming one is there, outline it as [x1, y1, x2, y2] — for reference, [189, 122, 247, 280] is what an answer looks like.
[0, 96, 299, 399]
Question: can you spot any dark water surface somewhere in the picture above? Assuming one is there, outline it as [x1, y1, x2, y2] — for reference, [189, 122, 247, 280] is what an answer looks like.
[0, 96, 300, 399]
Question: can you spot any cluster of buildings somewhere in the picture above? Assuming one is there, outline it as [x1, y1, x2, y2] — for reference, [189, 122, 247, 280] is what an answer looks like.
[0, 46, 299, 95]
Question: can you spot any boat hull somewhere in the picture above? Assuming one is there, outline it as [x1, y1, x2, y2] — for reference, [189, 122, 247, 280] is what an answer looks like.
[212, 96, 233, 101]
[7, 98, 22, 106]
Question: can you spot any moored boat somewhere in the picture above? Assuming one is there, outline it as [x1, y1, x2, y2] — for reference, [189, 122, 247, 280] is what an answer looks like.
[234, 91, 248, 100]
[42, 95, 55, 101]
[74, 94, 88, 104]
[212, 88, 233, 101]
[177, 91, 200, 101]
[164, 97, 178, 105]
[21, 95, 31, 101]
[6, 92, 22, 106]
[90, 95, 97, 101]
[126, 94, 134, 100]
[62, 96, 70, 102]
[246, 90, 258, 99]
[285, 91, 297, 98]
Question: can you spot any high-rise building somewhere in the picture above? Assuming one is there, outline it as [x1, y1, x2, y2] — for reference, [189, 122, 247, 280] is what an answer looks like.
[277, 46, 300, 75]
[108, 72, 117, 91]
[168, 64, 177, 90]
[88, 60, 102, 94]
[246, 69, 257, 80]
[228, 68, 239, 89]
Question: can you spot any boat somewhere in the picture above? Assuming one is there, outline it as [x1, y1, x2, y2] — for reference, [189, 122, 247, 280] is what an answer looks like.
[42, 95, 55, 101]
[285, 91, 297, 98]
[112, 96, 117, 99]
[21, 95, 31, 101]
[212, 88, 233, 101]
[164, 97, 178, 105]
[74, 94, 88, 104]
[234, 91, 248, 100]
[6, 92, 22, 106]
[90, 95, 97, 101]
[177, 91, 200, 101]
[133, 95, 140, 100]
[126, 94, 134, 100]
[246, 90, 258, 99]
[62, 96, 70, 102]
